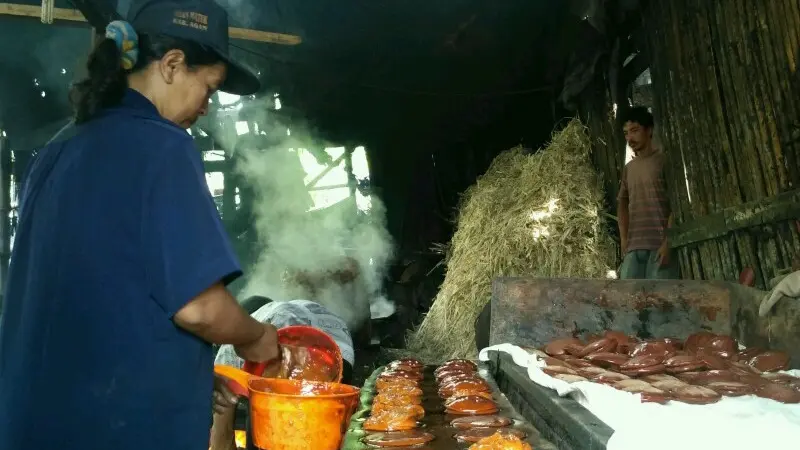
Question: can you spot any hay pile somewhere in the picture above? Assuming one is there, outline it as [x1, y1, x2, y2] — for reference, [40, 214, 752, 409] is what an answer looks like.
[407, 118, 616, 362]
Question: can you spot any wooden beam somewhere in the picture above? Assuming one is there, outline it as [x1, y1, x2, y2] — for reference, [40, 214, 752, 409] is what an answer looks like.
[0, 3, 302, 45]
[668, 188, 800, 248]
[622, 52, 649, 86]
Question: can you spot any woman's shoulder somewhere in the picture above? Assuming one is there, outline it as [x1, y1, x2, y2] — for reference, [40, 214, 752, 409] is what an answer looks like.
[87, 108, 195, 157]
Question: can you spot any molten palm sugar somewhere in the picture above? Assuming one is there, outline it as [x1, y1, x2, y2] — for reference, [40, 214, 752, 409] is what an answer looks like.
[376, 384, 423, 398]
[577, 337, 617, 357]
[376, 377, 417, 392]
[542, 356, 574, 368]
[761, 373, 800, 385]
[629, 341, 678, 359]
[541, 365, 579, 377]
[748, 351, 790, 372]
[467, 432, 533, 450]
[445, 395, 499, 415]
[738, 347, 764, 361]
[455, 427, 527, 444]
[705, 335, 738, 354]
[705, 381, 754, 397]
[438, 373, 481, 387]
[378, 369, 423, 382]
[390, 358, 423, 369]
[364, 405, 425, 432]
[566, 359, 596, 369]
[640, 374, 681, 383]
[591, 371, 631, 385]
[437, 367, 477, 380]
[696, 350, 729, 370]
[363, 430, 435, 447]
[756, 383, 800, 404]
[544, 338, 583, 356]
[446, 390, 494, 401]
[451, 415, 513, 429]
[575, 366, 608, 378]
[664, 355, 706, 374]
[553, 373, 588, 383]
[672, 385, 722, 405]
[563, 343, 587, 356]
[684, 331, 715, 354]
[584, 352, 630, 369]
[435, 360, 476, 375]
[439, 378, 490, 398]
[620, 364, 666, 377]
[650, 379, 689, 393]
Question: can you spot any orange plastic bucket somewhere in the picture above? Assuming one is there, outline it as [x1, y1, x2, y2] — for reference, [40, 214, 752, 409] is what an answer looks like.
[214, 365, 359, 450]
[249, 377, 359, 450]
[243, 325, 344, 382]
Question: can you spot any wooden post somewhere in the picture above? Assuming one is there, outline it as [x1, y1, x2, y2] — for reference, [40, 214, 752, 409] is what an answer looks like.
[0, 129, 11, 309]
[345, 147, 358, 207]
[221, 154, 236, 223]
[0, 3, 302, 45]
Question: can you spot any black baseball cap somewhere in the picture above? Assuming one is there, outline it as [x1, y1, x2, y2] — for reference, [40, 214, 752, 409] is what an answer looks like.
[128, 0, 260, 95]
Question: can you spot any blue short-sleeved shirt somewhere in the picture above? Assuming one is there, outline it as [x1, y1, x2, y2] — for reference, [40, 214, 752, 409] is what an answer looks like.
[0, 90, 241, 450]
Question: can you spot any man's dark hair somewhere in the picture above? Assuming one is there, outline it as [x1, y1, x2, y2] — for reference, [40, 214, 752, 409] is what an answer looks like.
[619, 106, 654, 129]
[240, 295, 273, 315]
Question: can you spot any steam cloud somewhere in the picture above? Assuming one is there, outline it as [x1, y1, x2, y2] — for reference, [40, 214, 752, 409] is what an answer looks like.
[208, 99, 395, 332]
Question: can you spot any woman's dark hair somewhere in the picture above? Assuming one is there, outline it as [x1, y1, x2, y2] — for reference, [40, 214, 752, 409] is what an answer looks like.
[70, 33, 222, 124]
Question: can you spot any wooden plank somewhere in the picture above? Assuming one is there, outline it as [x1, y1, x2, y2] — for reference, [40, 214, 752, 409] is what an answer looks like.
[669, 188, 800, 247]
[0, 2, 302, 45]
[669, 210, 727, 247]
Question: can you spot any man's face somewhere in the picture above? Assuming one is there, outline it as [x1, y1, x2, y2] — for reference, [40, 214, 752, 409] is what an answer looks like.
[623, 120, 653, 154]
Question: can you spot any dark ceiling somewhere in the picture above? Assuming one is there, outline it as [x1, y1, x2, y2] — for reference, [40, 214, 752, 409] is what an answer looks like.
[0, 0, 595, 256]
[0, 0, 583, 147]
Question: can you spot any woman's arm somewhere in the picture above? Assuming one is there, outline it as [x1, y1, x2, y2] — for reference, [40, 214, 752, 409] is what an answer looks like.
[209, 408, 237, 450]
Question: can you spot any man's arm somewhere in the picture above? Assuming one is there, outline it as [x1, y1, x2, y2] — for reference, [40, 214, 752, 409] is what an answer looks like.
[617, 166, 630, 255]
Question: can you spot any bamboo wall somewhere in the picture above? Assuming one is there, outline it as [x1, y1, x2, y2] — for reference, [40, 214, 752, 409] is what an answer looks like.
[645, 0, 800, 288]
[582, 0, 800, 289]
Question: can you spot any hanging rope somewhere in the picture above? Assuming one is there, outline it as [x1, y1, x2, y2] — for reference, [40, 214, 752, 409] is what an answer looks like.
[41, 0, 54, 24]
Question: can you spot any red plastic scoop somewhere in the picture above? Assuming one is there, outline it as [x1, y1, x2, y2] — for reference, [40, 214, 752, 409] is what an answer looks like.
[242, 325, 343, 383]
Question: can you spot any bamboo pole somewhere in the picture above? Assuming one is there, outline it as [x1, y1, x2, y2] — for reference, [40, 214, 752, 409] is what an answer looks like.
[0, 2, 302, 45]
[770, 0, 800, 186]
[745, 0, 786, 195]
[755, 0, 793, 191]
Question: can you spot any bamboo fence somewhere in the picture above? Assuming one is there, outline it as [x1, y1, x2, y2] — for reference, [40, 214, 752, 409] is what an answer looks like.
[583, 0, 800, 289]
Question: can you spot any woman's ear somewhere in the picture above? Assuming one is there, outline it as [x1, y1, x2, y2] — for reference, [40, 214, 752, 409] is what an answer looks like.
[158, 49, 187, 84]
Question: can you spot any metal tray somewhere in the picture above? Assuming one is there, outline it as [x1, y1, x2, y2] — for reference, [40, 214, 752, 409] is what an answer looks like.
[341, 362, 556, 449]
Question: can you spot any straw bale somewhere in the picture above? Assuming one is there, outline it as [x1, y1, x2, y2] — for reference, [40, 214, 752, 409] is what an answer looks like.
[406, 118, 615, 362]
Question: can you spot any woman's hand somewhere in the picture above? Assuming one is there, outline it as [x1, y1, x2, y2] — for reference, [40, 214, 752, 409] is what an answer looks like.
[212, 374, 239, 415]
[234, 323, 279, 363]
[210, 375, 238, 450]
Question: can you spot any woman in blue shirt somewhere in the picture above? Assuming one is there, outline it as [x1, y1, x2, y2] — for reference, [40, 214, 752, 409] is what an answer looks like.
[0, 1, 279, 449]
